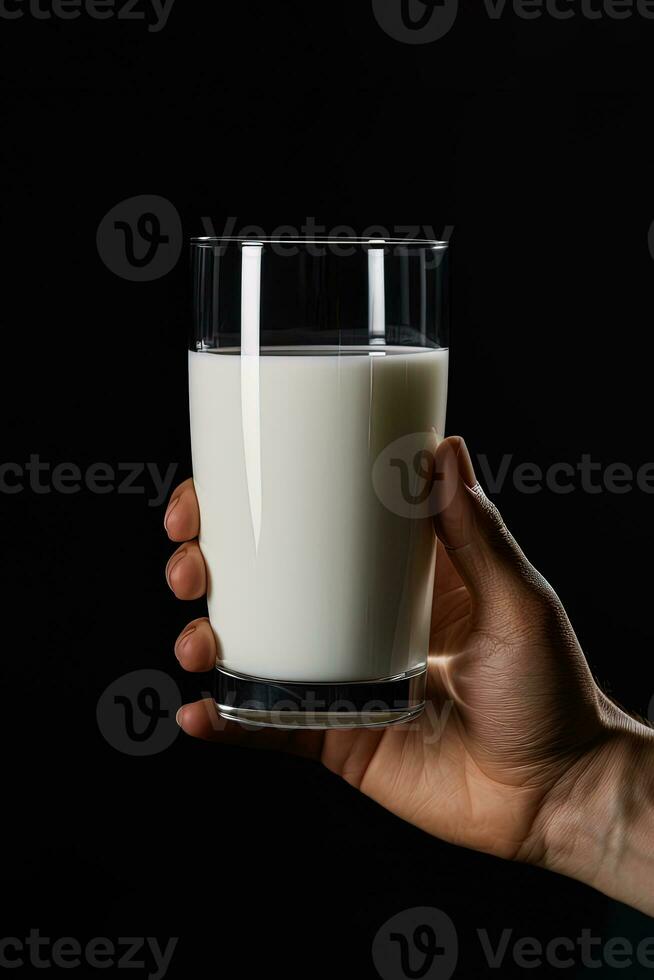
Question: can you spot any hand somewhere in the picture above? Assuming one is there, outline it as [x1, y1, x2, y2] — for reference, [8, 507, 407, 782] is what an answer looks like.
[164, 436, 654, 916]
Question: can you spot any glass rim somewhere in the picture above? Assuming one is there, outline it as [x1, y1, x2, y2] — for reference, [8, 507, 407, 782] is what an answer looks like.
[190, 235, 448, 248]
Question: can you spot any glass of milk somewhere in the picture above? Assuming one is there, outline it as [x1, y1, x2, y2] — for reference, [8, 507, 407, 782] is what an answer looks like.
[188, 236, 449, 729]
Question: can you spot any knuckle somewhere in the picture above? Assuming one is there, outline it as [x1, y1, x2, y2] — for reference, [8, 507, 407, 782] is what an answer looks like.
[483, 557, 567, 638]
[517, 574, 567, 633]
[477, 492, 511, 545]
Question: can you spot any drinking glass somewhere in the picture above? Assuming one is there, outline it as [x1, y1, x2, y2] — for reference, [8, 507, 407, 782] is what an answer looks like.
[189, 235, 449, 729]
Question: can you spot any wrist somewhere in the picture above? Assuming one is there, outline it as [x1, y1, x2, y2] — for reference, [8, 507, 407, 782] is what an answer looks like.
[530, 702, 654, 916]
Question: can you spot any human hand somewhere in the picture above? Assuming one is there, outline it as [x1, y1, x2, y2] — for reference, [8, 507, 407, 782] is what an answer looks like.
[164, 436, 654, 916]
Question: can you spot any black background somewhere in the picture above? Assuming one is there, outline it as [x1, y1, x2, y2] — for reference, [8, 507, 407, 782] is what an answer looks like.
[3, 0, 654, 977]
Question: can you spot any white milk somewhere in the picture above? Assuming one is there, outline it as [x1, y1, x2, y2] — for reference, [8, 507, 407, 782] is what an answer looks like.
[189, 347, 449, 683]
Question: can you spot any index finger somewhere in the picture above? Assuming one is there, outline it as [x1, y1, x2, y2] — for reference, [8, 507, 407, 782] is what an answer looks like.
[164, 477, 200, 542]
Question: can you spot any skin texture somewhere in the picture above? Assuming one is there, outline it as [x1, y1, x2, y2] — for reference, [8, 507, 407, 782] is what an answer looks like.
[165, 436, 654, 916]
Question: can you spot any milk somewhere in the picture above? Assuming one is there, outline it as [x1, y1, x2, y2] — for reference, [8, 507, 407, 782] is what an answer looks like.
[189, 347, 449, 683]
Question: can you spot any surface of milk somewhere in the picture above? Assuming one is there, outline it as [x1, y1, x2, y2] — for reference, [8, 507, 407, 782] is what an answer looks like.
[189, 347, 449, 682]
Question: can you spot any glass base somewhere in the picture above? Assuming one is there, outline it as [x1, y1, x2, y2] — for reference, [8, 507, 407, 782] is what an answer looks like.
[215, 664, 427, 730]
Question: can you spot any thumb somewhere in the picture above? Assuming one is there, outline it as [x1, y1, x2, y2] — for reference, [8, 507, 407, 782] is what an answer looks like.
[432, 436, 535, 604]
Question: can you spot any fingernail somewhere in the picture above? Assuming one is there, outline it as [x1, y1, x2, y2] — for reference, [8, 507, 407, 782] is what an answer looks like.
[164, 495, 180, 532]
[165, 548, 186, 590]
[455, 437, 478, 490]
[175, 707, 184, 727]
[175, 625, 196, 660]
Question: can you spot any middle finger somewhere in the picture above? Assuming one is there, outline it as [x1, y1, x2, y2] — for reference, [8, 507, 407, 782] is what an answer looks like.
[165, 540, 207, 599]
